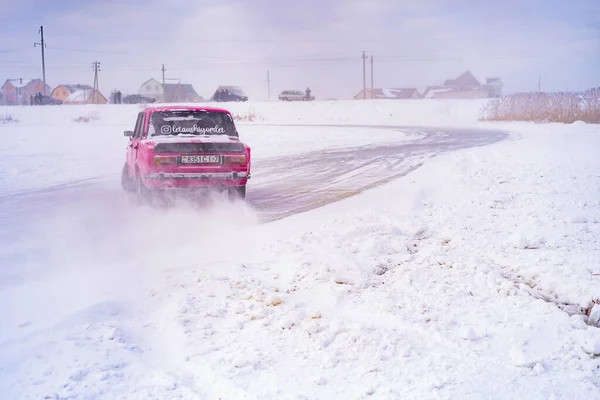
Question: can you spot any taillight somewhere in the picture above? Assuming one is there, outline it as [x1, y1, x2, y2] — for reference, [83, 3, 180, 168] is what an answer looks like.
[153, 156, 177, 166]
[224, 154, 247, 165]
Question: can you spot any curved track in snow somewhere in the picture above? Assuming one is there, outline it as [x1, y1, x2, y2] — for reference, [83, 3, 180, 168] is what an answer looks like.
[0, 125, 508, 225]
[246, 124, 508, 221]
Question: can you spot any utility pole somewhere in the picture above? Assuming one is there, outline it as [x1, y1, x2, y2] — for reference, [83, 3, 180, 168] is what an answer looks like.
[370, 55, 374, 94]
[538, 73, 541, 92]
[362, 51, 366, 99]
[266, 70, 271, 102]
[161, 64, 166, 102]
[92, 61, 100, 104]
[34, 26, 47, 95]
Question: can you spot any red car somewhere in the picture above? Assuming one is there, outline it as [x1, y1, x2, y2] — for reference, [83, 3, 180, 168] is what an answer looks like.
[121, 106, 251, 201]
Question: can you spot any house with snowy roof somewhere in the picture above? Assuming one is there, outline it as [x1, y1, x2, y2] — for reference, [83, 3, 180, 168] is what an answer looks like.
[138, 79, 202, 103]
[423, 71, 503, 99]
[51, 84, 95, 102]
[354, 88, 420, 100]
[1, 78, 51, 105]
[62, 88, 108, 105]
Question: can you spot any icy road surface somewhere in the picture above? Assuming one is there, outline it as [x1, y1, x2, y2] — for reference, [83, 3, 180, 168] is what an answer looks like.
[248, 124, 508, 221]
[0, 124, 508, 228]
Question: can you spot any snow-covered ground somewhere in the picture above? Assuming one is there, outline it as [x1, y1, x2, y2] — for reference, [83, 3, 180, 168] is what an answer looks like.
[1, 100, 599, 399]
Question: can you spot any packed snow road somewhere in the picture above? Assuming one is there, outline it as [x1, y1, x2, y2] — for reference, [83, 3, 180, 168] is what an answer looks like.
[0, 124, 508, 226]
[248, 124, 507, 221]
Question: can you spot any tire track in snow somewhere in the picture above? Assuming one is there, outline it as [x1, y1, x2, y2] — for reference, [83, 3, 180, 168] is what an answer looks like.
[246, 124, 508, 222]
[0, 124, 508, 228]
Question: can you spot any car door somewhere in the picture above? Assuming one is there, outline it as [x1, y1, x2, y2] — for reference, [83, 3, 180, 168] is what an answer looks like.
[127, 112, 145, 173]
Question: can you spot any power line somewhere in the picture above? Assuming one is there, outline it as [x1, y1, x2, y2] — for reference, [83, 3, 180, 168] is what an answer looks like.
[376, 54, 542, 62]
[1, 51, 586, 71]
[0, 50, 591, 77]
[49, 33, 441, 44]
[47, 46, 126, 54]
[11, 29, 595, 59]
[48, 33, 587, 49]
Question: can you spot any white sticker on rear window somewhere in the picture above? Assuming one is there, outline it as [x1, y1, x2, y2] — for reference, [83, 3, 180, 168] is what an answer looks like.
[160, 124, 225, 135]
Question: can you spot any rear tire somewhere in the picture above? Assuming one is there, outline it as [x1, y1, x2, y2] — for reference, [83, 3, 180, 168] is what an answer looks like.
[228, 185, 246, 200]
[135, 170, 152, 204]
[121, 163, 136, 192]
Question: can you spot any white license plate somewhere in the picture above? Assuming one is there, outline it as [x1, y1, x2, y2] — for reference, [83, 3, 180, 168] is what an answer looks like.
[180, 155, 221, 164]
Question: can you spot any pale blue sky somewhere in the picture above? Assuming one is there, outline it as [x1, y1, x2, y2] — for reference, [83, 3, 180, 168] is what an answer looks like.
[1, 0, 598, 100]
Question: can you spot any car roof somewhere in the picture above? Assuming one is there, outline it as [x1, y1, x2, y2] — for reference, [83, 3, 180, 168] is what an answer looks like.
[143, 105, 232, 114]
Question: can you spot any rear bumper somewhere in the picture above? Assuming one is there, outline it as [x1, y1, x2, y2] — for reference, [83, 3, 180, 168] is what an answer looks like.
[143, 171, 249, 189]
[146, 171, 250, 180]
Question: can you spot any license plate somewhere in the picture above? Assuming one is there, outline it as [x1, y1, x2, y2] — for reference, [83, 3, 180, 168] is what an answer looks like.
[180, 155, 221, 164]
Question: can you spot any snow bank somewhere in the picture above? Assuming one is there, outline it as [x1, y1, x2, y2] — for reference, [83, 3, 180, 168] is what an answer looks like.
[174, 122, 598, 399]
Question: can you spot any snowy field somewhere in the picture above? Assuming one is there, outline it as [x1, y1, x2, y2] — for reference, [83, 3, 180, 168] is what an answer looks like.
[1, 100, 599, 399]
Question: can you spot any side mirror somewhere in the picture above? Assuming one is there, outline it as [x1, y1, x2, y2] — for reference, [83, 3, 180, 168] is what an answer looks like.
[124, 130, 133, 137]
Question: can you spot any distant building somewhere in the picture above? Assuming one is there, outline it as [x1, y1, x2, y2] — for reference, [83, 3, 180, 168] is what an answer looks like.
[51, 84, 95, 102]
[139, 79, 164, 101]
[423, 71, 503, 99]
[1, 78, 51, 105]
[354, 88, 420, 100]
[63, 88, 108, 105]
[138, 79, 202, 103]
[421, 86, 452, 99]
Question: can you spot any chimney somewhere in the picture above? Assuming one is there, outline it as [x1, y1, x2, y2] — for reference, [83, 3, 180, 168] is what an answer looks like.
[20, 78, 22, 84]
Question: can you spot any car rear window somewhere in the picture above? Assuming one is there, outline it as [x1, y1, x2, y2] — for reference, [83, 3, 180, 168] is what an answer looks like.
[149, 110, 238, 137]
